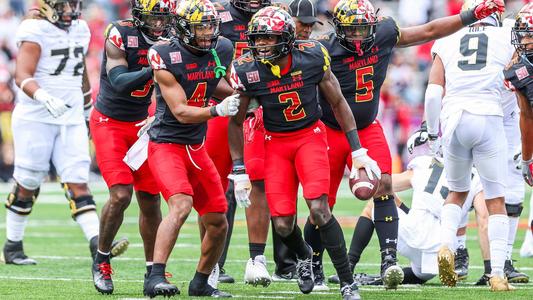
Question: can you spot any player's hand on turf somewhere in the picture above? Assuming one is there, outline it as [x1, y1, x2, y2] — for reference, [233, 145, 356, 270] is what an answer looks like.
[229, 173, 252, 208]
[135, 116, 155, 137]
[33, 89, 70, 118]
[351, 148, 381, 181]
[474, 0, 505, 20]
[521, 159, 533, 186]
[216, 94, 240, 117]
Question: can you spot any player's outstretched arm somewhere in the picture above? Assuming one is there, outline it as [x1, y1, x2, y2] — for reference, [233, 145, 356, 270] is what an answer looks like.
[397, 0, 504, 47]
[105, 40, 152, 93]
[424, 54, 445, 137]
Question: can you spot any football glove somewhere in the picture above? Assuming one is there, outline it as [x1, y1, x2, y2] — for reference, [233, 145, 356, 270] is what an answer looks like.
[474, 0, 505, 20]
[350, 148, 381, 181]
[33, 89, 70, 118]
[522, 158, 533, 187]
[228, 173, 251, 208]
[216, 94, 240, 117]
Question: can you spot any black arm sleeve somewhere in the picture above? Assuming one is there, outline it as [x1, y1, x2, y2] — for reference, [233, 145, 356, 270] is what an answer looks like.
[108, 65, 152, 93]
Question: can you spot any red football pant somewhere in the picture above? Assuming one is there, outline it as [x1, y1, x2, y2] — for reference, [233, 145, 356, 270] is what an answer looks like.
[148, 142, 227, 216]
[89, 109, 159, 194]
[326, 121, 392, 207]
[264, 121, 329, 217]
[205, 117, 232, 191]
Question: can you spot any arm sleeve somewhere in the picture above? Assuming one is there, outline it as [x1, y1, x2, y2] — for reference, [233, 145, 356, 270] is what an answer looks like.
[108, 65, 152, 93]
[424, 83, 444, 136]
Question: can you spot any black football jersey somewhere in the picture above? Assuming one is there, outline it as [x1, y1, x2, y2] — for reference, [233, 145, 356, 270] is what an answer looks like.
[231, 40, 328, 132]
[317, 17, 400, 130]
[95, 20, 155, 122]
[215, 1, 251, 59]
[148, 37, 234, 144]
[504, 56, 533, 106]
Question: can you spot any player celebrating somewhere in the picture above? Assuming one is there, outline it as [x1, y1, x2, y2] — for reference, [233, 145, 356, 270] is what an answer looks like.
[89, 0, 174, 294]
[310, 0, 504, 289]
[229, 6, 379, 299]
[3, 0, 125, 266]
[143, 0, 238, 297]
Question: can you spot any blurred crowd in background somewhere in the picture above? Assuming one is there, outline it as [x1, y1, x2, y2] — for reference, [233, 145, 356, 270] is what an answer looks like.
[0, 0, 529, 182]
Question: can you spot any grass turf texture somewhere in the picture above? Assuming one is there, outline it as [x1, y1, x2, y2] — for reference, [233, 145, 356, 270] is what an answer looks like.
[0, 181, 532, 299]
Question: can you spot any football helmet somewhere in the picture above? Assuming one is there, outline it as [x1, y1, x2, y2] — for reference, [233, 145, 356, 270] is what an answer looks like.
[461, 0, 502, 26]
[512, 3, 533, 63]
[174, 0, 221, 52]
[231, 0, 271, 14]
[332, 0, 377, 54]
[247, 6, 296, 61]
[131, 0, 175, 41]
[38, 0, 82, 29]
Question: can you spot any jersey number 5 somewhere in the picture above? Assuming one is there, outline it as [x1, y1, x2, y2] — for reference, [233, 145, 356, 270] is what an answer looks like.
[458, 33, 488, 71]
[278, 91, 306, 122]
[355, 66, 374, 102]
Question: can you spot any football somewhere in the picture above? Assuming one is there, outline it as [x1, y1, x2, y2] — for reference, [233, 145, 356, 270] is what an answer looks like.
[349, 168, 379, 200]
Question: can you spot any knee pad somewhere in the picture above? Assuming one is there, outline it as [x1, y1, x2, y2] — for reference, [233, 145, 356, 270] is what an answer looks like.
[5, 184, 39, 215]
[505, 203, 523, 217]
[62, 183, 96, 218]
[373, 195, 399, 223]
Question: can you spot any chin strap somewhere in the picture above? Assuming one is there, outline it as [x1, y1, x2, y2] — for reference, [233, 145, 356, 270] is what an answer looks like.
[260, 59, 281, 78]
[210, 48, 227, 79]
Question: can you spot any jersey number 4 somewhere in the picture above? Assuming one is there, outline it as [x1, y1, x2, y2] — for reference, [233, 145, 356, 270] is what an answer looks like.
[279, 91, 306, 122]
[50, 46, 84, 76]
[458, 33, 488, 71]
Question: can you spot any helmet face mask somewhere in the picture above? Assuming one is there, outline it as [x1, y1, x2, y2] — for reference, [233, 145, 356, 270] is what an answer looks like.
[231, 0, 271, 14]
[132, 0, 175, 41]
[174, 0, 221, 52]
[248, 33, 284, 60]
[39, 0, 82, 29]
[332, 0, 377, 54]
[513, 4, 533, 63]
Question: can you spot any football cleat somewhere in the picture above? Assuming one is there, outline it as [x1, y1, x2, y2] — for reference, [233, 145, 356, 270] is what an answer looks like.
[89, 236, 129, 260]
[92, 261, 114, 294]
[272, 271, 298, 282]
[475, 274, 491, 286]
[244, 255, 271, 287]
[489, 275, 516, 292]
[188, 282, 232, 297]
[381, 250, 403, 290]
[504, 260, 529, 283]
[354, 273, 383, 286]
[454, 247, 469, 280]
[1, 240, 37, 265]
[296, 245, 314, 294]
[312, 261, 329, 291]
[144, 274, 180, 298]
[341, 282, 361, 300]
[218, 267, 235, 283]
[328, 274, 340, 284]
[438, 246, 457, 287]
[208, 263, 220, 289]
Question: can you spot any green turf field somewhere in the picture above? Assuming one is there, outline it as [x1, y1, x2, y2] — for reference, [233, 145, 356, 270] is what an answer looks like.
[0, 181, 532, 299]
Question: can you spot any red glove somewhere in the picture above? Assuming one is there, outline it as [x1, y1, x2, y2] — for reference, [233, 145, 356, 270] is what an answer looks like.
[474, 0, 505, 20]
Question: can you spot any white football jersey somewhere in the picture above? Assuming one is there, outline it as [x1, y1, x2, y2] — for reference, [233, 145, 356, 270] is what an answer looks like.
[432, 26, 515, 119]
[13, 19, 90, 125]
[501, 18, 520, 118]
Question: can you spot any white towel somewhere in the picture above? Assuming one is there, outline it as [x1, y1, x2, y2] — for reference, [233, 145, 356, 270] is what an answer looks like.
[123, 132, 149, 171]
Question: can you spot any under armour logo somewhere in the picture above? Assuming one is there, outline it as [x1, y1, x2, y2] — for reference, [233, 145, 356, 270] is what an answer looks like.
[99, 117, 109, 123]
[385, 238, 397, 244]
[313, 251, 321, 256]
[385, 216, 393, 222]
[313, 126, 321, 134]
[380, 195, 389, 201]
[265, 135, 272, 141]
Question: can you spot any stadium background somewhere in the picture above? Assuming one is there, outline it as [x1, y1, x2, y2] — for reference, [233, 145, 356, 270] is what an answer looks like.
[0, 1, 532, 299]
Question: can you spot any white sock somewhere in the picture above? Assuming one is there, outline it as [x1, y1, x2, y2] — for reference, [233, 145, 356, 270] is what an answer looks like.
[6, 210, 29, 242]
[488, 214, 509, 277]
[98, 249, 110, 256]
[440, 204, 463, 249]
[146, 261, 153, 266]
[507, 216, 519, 260]
[75, 211, 100, 241]
[456, 234, 467, 250]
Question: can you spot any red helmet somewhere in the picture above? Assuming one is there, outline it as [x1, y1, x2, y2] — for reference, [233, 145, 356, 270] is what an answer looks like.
[512, 3, 533, 63]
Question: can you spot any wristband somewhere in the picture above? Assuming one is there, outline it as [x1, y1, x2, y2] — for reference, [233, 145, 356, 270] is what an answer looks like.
[232, 158, 245, 174]
[210, 105, 218, 117]
[460, 9, 477, 26]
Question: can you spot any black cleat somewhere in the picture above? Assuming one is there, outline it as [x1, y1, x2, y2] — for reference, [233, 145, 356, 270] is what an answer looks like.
[312, 261, 329, 291]
[380, 249, 403, 290]
[89, 236, 129, 261]
[505, 260, 529, 283]
[475, 274, 491, 286]
[218, 268, 235, 284]
[454, 247, 469, 280]
[341, 282, 361, 300]
[188, 282, 232, 297]
[92, 260, 114, 294]
[144, 274, 180, 298]
[272, 271, 298, 282]
[296, 245, 314, 294]
[1, 240, 37, 265]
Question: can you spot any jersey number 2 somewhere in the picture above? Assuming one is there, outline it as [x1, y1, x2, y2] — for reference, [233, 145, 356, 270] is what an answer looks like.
[458, 33, 488, 71]
[279, 91, 306, 122]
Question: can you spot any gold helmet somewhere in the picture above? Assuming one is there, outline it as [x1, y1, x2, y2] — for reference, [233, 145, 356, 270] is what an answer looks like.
[38, 0, 82, 29]
[332, 0, 378, 54]
[131, 0, 176, 41]
[512, 3, 533, 62]
[461, 0, 502, 26]
[174, 0, 221, 52]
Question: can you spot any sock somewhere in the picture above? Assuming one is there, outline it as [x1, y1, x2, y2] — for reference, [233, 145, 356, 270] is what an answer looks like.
[95, 250, 110, 264]
[249, 243, 266, 259]
[191, 271, 210, 286]
[402, 267, 427, 284]
[279, 225, 310, 259]
[75, 211, 100, 241]
[506, 216, 519, 260]
[6, 210, 29, 242]
[348, 216, 374, 272]
[151, 263, 166, 277]
[456, 234, 466, 250]
[146, 261, 153, 274]
[319, 216, 353, 286]
[304, 218, 323, 265]
[484, 260, 491, 275]
[373, 195, 399, 251]
[488, 214, 509, 277]
[440, 204, 463, 249]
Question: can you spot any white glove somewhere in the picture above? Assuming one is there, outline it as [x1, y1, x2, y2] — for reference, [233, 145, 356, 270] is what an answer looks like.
[228, 173, 251, 208]
[522, 159, 533, 187]
[427, 135, 440, 156]
[33, 88, 70, 118]
[350, 148, 381, 181]
[216, 94, 240, 117]
[135, 116, 155, 137]
[407, 128, 429, 154]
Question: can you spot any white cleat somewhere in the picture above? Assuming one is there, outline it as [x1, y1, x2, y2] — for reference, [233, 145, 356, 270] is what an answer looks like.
[244, 255, 272, 287]
[208, 263, 220, 289]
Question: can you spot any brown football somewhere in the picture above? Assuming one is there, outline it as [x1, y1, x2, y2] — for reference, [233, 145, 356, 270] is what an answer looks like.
[349, 168, 379, 200]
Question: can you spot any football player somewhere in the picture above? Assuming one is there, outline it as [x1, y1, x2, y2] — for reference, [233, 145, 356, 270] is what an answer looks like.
[425, 0, 514, 291]
[142, 0, 237, 297]
[229, 6, 380, 299]
[3, 0, 126, 266]
[206, 0, 273, 285]
[311, 0, 504, 290]
[89, 0, 174, 295]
